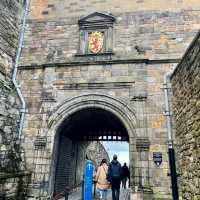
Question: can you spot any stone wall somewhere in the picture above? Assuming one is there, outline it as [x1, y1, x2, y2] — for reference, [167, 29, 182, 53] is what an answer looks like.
[87, 141, 110, 167]
[171, 32, 200, 200]
[20, 1, 200, 66]
[0, 1, 29, 199]
[19, 57, 173, 200]
[18, 0, 200, 199]
[0, 0, 21, 172]
[0, 0, 20, 75]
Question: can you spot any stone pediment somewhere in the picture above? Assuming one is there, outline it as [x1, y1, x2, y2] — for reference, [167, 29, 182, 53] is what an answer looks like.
[78, 12, 115, 54]
[78, 12, 115, 26]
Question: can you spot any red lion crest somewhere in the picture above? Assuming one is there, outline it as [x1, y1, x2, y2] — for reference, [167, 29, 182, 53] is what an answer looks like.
[88, 32, 104, 54]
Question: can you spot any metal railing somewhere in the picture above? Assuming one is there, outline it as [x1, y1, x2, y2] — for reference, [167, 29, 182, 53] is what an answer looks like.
[51, 182, 83, 200]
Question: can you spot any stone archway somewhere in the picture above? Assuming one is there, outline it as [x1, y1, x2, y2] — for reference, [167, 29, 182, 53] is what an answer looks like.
[47, 93, 137, 196]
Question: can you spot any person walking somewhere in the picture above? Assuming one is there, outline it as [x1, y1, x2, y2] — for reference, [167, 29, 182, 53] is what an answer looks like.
[107, 155, 122, 200]
[95, 159, 110, 200]
[121, 163, 130, 189]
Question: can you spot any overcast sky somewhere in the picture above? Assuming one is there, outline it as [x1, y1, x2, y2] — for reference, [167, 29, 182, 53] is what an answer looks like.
[101, 141, 129, 165]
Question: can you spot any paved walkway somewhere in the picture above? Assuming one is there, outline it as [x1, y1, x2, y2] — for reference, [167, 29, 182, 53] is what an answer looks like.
[67, 187, 130, 200]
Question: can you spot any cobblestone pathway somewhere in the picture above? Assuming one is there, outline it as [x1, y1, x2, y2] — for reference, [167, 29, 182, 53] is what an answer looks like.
[67, 187, 130, 200]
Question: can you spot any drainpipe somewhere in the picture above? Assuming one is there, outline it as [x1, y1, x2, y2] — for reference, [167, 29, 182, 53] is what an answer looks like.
[12, 0, 31, 141]
[163, 69, 179, 200]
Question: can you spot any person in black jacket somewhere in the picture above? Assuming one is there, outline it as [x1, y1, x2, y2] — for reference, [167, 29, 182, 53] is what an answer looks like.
[121, 163, 130, 189]
[107, 155, 122, 200]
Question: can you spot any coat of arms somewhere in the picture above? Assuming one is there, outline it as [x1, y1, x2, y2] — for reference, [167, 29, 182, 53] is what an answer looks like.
[88, 32, 104, 54]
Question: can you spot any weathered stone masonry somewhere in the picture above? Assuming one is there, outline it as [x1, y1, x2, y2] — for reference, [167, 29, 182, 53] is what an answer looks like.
[171, 32, 200, 200]
[0, 0, 21, 175]
[18, 0, 200, 199]
[0, 1, 30, 199]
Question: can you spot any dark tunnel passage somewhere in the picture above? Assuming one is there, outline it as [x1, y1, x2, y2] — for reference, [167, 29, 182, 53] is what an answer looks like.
[53, 107, 129, 195]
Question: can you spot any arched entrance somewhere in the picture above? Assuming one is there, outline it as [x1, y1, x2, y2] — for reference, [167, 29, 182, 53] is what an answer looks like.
[47, 94, 137, 196]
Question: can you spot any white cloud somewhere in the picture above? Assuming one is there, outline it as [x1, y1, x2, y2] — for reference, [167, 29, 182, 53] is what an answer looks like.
[102, 141, 129, 152]
[102, 141, 129, 165]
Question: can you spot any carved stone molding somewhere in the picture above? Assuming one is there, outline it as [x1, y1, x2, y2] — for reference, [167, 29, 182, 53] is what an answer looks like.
[54, 81, 135, 90]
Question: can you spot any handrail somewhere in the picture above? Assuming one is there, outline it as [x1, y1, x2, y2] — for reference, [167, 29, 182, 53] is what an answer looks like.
[51, 182, 83, 200]
[51, 187, 70, 200]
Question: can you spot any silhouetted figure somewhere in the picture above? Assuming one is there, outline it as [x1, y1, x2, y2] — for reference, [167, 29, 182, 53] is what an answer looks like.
[108, 155, 122, 200]
[121, 163, 130, 189]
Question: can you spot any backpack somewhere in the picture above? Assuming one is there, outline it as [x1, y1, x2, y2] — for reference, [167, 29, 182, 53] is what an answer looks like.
[108, 162, 121, 181]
